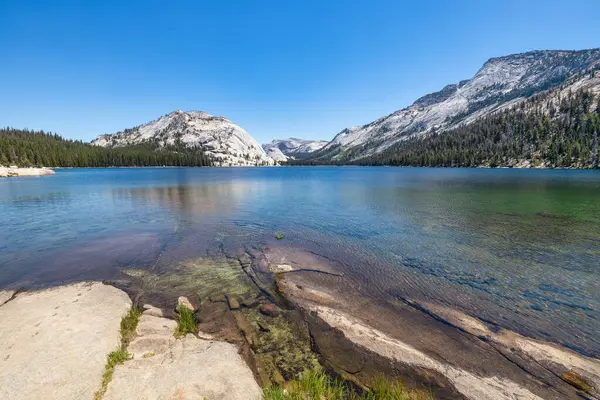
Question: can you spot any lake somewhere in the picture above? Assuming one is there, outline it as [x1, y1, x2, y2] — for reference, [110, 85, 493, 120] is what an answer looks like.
[0, 167, 599, 356]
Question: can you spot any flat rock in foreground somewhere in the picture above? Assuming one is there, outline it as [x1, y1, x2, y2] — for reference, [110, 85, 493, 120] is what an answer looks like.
[104, 313, 262, 400]
[0, 282, 131, 400]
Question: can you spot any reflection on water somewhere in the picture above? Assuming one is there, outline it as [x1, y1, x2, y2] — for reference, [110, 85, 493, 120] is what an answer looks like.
[0, 167, 599, 356]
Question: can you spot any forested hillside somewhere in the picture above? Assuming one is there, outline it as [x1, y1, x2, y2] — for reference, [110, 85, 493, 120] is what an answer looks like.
[293, 88, 599, 168]
[356, 88, 599, 168]
[0, 128, 212, 167]
[313, 49, 600, 162]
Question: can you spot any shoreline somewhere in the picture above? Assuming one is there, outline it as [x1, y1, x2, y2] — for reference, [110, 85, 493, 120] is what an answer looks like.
[0, 166, 55, 177]
[2, 245, 599, 399]
[4, 165, 600, 172]
[258, 246, 600, 399]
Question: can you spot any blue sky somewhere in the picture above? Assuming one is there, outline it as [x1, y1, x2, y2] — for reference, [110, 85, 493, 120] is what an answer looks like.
[1, 0, 599, 144]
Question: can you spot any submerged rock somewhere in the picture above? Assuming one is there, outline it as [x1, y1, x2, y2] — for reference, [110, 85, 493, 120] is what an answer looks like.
[226, 294, 241, 310]
[260, 303, 280, 317]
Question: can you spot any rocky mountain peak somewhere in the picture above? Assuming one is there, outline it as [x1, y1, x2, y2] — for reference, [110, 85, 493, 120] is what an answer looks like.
[92, 110, 274, 166]
[262, 137, 329, 162]
[313, 48, 600, 162]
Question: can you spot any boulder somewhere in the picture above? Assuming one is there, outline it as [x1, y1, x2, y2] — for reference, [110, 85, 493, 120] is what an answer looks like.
[177, 296, 194, 312]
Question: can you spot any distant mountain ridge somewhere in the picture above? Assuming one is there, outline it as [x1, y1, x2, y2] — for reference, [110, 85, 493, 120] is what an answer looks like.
[261, 138, 328, 161]
[92, 110, 274, 166]
[308, 48, 600, 162]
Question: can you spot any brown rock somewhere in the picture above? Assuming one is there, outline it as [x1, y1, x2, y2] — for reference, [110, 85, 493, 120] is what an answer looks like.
[233, 311, 258, 348]
[259, 303, 280, 318]
[240, 294, 260, 308]
[195, 302, 243, 343]
[226, 295, 240, 310]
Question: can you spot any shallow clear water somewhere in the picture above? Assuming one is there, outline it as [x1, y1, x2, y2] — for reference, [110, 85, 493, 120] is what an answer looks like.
[1, 167, 599, 355]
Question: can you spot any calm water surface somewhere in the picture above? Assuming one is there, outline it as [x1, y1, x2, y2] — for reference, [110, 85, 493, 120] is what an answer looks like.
[1, 167, 599, 355]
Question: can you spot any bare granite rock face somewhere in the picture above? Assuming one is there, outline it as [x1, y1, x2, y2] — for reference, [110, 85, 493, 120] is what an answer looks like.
[104, 313, 262, 400]
[0, 282, 131, 400]
[0, 290, 15, 306]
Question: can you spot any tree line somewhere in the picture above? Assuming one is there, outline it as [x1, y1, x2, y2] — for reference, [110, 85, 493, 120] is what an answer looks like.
[0, 128, 212, 167]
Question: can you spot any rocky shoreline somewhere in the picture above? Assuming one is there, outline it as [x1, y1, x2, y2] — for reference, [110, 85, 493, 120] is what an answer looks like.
[1, 246, 599, 399]
[0, 166, 55, 177]
[259, 245, 600, 400]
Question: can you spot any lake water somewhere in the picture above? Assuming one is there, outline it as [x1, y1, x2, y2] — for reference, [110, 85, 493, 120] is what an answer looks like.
[1, 167, 599, 356]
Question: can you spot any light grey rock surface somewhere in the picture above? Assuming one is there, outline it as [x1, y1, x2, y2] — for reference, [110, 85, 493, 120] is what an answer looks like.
[317, 49, 600, 161]
[262, 138, 328, 161]
[142, 303, 164, 317]
[0, 167, 55, 177]
[104, 313, 262, 400]
[0, 282, 131, 400]
[0, 290, 15, 306]
[92, 110, 274, 167]
[177, 295, 195, 311]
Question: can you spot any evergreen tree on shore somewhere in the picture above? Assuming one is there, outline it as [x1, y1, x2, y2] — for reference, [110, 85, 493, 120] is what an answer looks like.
[0, 128, 212, 167]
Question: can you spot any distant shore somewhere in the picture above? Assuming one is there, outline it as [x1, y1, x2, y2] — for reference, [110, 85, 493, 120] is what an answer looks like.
[0, 166, 55, 177]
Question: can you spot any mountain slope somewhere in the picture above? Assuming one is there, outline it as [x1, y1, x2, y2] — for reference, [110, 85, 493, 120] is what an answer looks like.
[93, 110, 273, 166]
[356, 74, 600, 168]
[262, 138, 328, 162]
[312, 49, 600, 162]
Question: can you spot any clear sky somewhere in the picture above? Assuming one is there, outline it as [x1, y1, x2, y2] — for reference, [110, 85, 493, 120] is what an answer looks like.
[1, 0, 599, 144]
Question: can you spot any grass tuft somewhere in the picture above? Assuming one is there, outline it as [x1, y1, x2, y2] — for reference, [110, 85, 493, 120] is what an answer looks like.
[175, 305, 197, 338]
[263, 368, 433, 400]
[94, 307, 141, 400]
[120, 307, 142, 346]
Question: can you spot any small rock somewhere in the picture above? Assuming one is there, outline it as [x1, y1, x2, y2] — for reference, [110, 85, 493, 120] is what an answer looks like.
[226, 295, 240, 310]
[259, 304, 280, 318]
[269, 264, 294, 273]
[177, 296, 194, 312]
[197, 331, 215, 340]
[142, 304, 164, 318]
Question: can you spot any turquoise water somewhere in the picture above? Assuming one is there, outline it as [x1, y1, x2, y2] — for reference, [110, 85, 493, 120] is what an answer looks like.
[0, 167, 599, 355]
